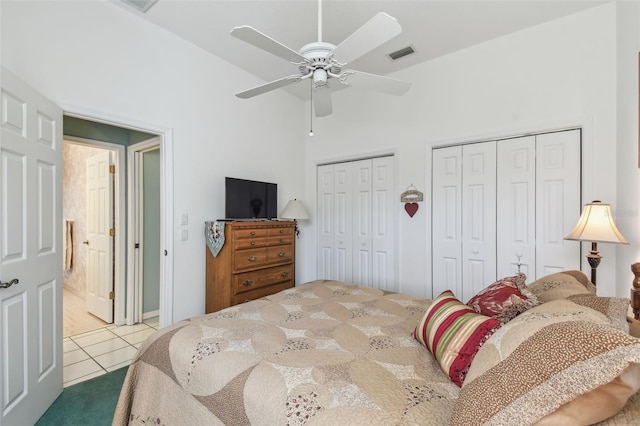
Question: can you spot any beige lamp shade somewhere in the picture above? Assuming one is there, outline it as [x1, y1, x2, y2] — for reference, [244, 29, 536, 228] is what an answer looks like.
[281, 199, 309, 220]
[565, 200, 629, 244]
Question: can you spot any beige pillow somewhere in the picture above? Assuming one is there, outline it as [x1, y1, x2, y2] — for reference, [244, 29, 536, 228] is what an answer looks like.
[527, 270, 595, 303]
[449, 300, 640, 426]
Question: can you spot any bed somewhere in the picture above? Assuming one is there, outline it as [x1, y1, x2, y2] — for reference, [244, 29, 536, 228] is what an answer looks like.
[114, 271, 640, 425]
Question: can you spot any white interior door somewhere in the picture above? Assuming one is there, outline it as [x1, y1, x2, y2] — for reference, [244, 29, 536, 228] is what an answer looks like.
[0, 68, 63, 425]
[535, 130, 581, 276]
[333, 162, 353, 283]
[316, 164, 334, 280]
[371, 156, 395, 291]
[461, 142, 497, 301]
[497, 136, 536, 278]
[432, 146, 463, 297]
[85, 150, 114, 323]
[352, 159, 372, 286]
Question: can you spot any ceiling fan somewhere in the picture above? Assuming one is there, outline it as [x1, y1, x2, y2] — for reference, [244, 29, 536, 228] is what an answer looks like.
[230, 0, 411, 117]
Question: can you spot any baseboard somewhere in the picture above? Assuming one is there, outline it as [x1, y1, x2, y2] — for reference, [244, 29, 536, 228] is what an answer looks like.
[142, 310, 159, 320]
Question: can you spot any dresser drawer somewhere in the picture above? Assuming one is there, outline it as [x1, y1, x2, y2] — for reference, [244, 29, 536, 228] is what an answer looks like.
[233, 247, 267, 271]
[266, 244, 293, 264]
[266, 235, 293, 246]
[267, 227, 293, 237]
[234, 228, 268, 239]
[234, 237, 267, 250]
[234, 265, 293, 294]
[233, 281, 294, 305]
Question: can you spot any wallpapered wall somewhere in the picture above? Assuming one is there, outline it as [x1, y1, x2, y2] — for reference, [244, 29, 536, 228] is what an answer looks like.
[62, 142, 107, 295]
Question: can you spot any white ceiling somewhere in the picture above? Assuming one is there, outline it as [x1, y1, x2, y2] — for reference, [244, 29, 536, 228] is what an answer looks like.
[115, 0, 606, 100]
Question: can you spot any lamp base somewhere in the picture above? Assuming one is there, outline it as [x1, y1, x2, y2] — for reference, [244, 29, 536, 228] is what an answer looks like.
[586, 242, 601, 285]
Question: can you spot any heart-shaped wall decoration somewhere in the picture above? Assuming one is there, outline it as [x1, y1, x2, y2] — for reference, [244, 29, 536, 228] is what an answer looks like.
[404, 202, 419, 218]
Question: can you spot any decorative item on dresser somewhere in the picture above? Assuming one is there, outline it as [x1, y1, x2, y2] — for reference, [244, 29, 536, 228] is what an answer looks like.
[205, 220, 295, 313]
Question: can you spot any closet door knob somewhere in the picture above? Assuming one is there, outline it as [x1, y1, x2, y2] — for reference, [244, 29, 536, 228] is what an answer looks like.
[472, 248, 479, 254]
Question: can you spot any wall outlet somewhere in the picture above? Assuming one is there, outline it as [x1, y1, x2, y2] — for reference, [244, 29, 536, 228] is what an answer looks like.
[180, 228, 188, 241]
[180, 213, 188, 225]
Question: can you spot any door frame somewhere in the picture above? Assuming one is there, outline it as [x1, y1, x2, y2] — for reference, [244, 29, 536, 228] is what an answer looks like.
[63, 136, 124, 323]
[63, 108, 174, 327]
[127, 137, 161, 325]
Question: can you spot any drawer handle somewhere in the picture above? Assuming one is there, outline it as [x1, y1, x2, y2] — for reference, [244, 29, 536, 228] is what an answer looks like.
[279, 239, 285, 243]
[248, 255, 258, 261]
[242, 279, 253, 287]
[251, 241, 256, 246]
[278, 251, 285, 257]
[281, 271, 289, 277]
[250, 231, 256, 236]
[279, 230, 284, 234]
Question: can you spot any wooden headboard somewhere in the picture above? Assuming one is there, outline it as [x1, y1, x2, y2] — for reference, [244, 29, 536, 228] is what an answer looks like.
[631, 263, 640, 320]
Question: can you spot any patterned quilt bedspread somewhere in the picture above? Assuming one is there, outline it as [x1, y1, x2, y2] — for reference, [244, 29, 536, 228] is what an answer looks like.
[113, 280, 459, 425]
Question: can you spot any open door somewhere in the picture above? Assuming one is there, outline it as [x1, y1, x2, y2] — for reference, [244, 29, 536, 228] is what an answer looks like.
[0, 68, 63, 424]
[85, 150, 114, 323]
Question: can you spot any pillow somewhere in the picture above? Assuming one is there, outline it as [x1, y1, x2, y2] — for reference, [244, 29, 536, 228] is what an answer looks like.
[527, 270, 595, 303]
[413, 290, 501, 387]
[567, 293, 630, 333]
[449, 300, 640, 426]
[466, 273, 539, 323]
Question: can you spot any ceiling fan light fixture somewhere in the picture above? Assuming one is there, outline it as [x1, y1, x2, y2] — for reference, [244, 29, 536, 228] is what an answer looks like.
[387, 45, 416, 61]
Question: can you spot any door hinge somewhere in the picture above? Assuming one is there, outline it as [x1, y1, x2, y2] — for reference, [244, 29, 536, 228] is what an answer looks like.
[109, 228, 115, 237]
[109, 291, 115, 300]
[109, 164, 115, 174]
[135, 243, 140, 249]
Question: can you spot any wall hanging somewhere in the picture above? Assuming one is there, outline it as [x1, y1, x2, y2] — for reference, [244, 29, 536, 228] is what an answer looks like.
[400, 184, 423, 217]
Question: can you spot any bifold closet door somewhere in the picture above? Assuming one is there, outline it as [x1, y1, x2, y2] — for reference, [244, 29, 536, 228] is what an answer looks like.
[432, 146, 463, 297]
[432, 143, 496, 301]
[461, 142, 497, 301]
[316, 157, 395, 290]
[433, 129, 581, 299]
[496, 136, 536, 279]
[535, 130, 581, 277]
[496, 130, 581, 280]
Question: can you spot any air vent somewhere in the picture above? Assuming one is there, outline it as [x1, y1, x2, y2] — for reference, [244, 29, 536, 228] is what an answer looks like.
[120, 0, 158, 13]
[387, 46, 416, 61]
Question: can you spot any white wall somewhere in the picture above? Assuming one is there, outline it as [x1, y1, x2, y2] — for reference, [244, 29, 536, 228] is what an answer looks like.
[4, 1, 639, 318]
[1, 0, 307, 322]
[615, 1, 640, 298]
[303, 2, 638, 298]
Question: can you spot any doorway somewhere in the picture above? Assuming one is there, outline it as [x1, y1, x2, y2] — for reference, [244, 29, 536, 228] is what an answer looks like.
[62, 139, 119, 337]
[61, 114, 166, 338]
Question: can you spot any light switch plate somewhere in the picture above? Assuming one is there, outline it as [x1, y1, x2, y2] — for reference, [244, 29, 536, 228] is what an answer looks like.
[180, 228, 188, 241]
[180, 213, 188, 225]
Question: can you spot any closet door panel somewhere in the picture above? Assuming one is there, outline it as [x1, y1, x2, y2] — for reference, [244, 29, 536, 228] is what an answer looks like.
[334, 162, 353, 283]
[371, 156, 395, 291]
[461, 142, 496, 301]
[432, 146, 462, 297]
[317, 165, 335, 279]
[535, 130, 581, 277]
[497, 136, 536, 279]
[353, 159, 372, 286]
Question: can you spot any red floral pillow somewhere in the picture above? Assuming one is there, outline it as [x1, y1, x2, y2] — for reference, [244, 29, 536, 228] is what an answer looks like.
[467, 274, 540, 323]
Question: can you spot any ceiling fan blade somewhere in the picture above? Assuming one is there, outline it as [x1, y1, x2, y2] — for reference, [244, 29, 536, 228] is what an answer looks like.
[231, 26, 306, 63]
[331, 13, 402, 65]
[236, 75, 305, 99]
[313, 86, 332, 117]
[339, 70, 411, 96]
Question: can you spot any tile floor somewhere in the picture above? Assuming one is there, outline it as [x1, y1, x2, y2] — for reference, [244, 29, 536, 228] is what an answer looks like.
[63, 317, 160, 387]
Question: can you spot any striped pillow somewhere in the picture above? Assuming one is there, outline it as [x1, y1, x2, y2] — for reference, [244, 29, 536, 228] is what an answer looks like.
[414, 290, 501, 386]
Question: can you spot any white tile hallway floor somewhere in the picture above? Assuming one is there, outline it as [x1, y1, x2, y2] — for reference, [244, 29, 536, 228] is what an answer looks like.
[63, 317, 159, 387]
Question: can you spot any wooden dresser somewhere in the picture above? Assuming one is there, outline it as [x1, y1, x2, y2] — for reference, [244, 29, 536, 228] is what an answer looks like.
[205, 220, 295, 313]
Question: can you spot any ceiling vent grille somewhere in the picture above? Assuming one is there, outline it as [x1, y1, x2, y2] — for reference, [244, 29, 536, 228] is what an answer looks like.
[387, 46, 416, 61]
[120, 0, 158, 13]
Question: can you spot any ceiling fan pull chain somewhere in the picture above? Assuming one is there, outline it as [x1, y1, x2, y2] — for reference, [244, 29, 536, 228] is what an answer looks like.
[318, 0, 322, 42]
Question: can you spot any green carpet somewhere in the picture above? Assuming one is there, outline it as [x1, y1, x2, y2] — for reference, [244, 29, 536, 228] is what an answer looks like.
[36, 366, 128, 426]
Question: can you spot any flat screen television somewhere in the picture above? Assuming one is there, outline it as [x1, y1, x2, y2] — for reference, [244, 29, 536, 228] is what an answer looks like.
[225, 177, 278, 220]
